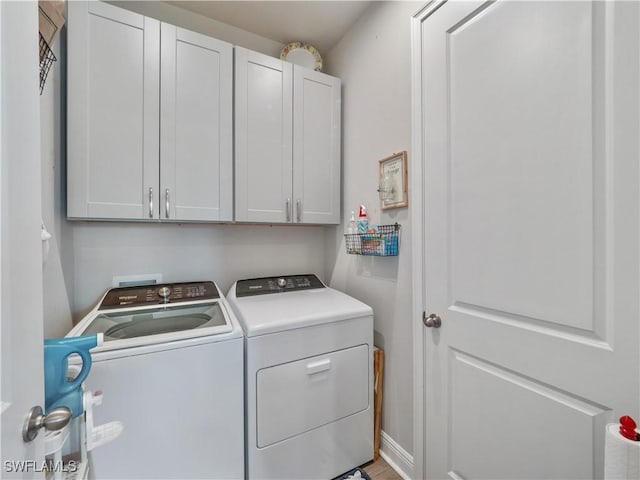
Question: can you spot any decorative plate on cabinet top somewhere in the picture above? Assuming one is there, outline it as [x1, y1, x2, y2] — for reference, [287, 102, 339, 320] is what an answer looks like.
[280, 42, 323, 71]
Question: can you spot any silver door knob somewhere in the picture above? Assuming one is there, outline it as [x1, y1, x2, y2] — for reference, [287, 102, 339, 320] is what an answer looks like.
[22, 406, 72, 442]
[423, 313, 442, 328]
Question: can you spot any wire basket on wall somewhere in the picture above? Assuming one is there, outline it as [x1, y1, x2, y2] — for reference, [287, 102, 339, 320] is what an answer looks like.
[39, 33, 57, 95]
[344, 223, 401, 256]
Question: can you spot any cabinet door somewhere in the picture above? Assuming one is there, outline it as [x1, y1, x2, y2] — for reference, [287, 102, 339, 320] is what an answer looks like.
[67, 1, 160, 219]
[160, 24, 233, 222]
[292, 66, 341, 224]
[235, 47, 293, 223]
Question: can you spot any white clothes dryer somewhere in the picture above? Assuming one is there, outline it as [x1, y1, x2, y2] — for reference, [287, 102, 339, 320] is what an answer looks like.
[67, 281, 244, 479]
[227, 274, 373, 480]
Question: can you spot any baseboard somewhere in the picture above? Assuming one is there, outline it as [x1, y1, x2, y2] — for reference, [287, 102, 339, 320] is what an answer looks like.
[379, 430, 413, 480]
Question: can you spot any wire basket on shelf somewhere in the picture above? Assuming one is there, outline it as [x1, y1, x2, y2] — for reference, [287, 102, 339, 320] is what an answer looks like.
[344, 223, 400, 256]
[39, 33, 57, 95]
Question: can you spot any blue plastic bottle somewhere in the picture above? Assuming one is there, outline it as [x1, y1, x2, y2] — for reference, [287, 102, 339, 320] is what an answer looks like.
[44, 334, 102, 418]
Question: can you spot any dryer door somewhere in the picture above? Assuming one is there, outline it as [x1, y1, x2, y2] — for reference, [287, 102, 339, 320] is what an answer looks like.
[256, 344, 369, 447]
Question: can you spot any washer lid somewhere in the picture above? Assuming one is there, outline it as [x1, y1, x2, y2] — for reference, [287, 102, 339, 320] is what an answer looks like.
[227, 285, 372, 337]
[80, 301, 232, 345]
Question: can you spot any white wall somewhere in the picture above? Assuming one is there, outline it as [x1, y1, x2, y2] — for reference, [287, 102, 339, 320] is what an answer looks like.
[324, 1, 421, 460]
[109, 1, 283, 57]
[71, 222, 327, 317]
[41, 32, 74, 338]
[41, 2, 325, 332]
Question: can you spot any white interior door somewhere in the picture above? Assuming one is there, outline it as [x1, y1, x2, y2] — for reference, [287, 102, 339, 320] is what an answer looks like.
[413, 1, 639, 478]
[0, 1, 46, 475]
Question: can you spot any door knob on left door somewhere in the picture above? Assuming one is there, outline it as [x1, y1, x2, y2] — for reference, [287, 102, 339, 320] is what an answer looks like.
[423, 313, 442, 328]
[22, 405, 71, 442]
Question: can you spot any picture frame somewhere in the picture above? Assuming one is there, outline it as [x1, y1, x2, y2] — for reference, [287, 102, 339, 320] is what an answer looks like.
[378, 151, 408, 210]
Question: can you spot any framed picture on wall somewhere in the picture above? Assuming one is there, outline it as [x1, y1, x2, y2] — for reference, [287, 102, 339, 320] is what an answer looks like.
[378, 151, 408, 210]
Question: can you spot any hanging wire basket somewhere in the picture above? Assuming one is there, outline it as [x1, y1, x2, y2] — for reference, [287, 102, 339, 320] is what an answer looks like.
[344, 223, 401, 256]
[39, 33, 57, 95]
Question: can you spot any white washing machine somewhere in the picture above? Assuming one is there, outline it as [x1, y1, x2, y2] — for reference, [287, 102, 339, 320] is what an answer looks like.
[67, 281, 244, 479]
[226, 274, 373, 480]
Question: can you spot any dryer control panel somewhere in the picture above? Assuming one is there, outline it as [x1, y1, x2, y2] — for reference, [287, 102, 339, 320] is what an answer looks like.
[100, 281, 220, 309]
[235, 274, 325, 297]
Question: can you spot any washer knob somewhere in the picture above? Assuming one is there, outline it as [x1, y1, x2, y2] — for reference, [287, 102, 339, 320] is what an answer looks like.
[158, 286, 171, 301]
[277, 278, 287, 288]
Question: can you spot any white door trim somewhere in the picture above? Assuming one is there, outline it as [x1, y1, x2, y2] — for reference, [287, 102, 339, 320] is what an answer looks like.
[410, 3, 437, 480]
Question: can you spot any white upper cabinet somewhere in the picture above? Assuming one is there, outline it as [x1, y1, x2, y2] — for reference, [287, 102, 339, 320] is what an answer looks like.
[160, 24, 233, 221]
[234, 47, 293, 223]
[68, 4, 339, 224]
[67, 2, 233, 221]
[292, 66, 341, 224]
[67, 2, 160, 220]
[235, 47, 341, 224]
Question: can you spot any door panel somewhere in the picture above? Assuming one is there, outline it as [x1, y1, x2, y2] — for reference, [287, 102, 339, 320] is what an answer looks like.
[67, 1, 159, 219]
[235, 47, 293, 223]
[293, 67, 341, 224]
[417, 1, 639, 478]
[450, 351, 607, 480]
[160, 25, 233, 222]
[449, 1, 594, 331]
[0, 1, 45, 474]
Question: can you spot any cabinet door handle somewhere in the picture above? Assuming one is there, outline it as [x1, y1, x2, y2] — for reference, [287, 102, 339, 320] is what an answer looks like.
[286, 198, 291, 222]
[148, 187, 153, 218]
[165, 189, 170, 219]
[296, 199, 301, 222]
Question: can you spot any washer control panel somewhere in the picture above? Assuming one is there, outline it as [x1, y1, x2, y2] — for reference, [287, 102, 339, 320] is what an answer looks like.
[100, 281, 219, 309]
[235, 274, 325, 297]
